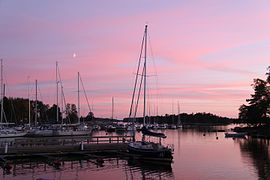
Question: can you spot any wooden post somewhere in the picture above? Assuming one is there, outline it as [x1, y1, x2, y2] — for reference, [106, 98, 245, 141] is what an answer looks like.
[5, 142, 8, 154]
[80, 141, 84, 151]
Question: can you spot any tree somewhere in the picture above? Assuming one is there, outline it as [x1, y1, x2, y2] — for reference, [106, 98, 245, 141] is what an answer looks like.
[239, 69, 270, 124]
[0, 97, 96, 125]
[47, 104, 62, 124]
[65, 103, 78, 123]
[85, 111, 94, 121]
[239, 104, 248, 120]
[266, 66, 270, 84]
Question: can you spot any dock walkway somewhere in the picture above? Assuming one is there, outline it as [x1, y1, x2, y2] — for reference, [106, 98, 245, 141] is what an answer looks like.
[0, 135, 133, 155]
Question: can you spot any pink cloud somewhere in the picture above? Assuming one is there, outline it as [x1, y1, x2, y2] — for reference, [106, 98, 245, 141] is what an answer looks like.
[2, 1, 270, 118]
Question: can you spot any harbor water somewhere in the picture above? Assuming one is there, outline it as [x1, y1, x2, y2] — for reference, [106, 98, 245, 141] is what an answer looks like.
[0, 125, 268, 180]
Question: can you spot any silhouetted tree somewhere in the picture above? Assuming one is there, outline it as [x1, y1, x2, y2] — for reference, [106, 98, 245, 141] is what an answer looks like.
[239, 67, 270, 124]
[123, 112, 233, 124]
[47, 104, 62, 124]
[239, 104, 248, 120]
[0, 97, 97, 125]
[85, 111, 94, 121]
[65, 103, 78, 123]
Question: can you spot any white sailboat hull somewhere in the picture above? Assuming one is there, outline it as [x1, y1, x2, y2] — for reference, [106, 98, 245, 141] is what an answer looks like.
[0, 130, 27, 138]
[28, 126, 92, 137]
[55, 130, 91, 136]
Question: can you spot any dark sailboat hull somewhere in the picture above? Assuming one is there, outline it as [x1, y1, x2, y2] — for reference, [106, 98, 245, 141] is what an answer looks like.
[127, 142, 173, 162]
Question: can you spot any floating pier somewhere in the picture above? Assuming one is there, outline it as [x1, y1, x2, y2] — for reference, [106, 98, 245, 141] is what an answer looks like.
[0, 134, 173, 171]
[0, 135, 133, 155]
[0, 135, 135, 172]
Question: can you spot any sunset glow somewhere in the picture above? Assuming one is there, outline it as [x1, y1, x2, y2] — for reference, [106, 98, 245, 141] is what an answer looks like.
[1, 1, 270, 119]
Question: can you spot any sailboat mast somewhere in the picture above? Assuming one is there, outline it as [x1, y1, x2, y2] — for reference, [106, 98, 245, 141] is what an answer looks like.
[0, 59, 3, 124]
[28, 76, 31, 126]
[35, 80, 37, 126]
[61, 85, 64, 125]
[143, 25, 147, 126]
[171, 100, 175, 125]
[112, 97, 114, 120]
[79, 74, 92, 113]
[78, 72, 80, 124]
[3, 84, 5, 123]
[178, 100, 181, 125]
[56, 61, 59, 123]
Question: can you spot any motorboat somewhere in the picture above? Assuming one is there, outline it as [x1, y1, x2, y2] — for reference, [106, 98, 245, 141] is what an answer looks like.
[225, 132, 247, 138]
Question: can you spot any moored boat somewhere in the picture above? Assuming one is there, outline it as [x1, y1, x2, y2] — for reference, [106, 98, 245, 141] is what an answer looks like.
[55, 124, 91, 136]
[224, 132, 247, 138]
[128, 126, 173, 161]
[128, 141, 173, 160]
[0, 128, 27, 138]
[106, 125, 116, 132]
[115, 123, 127, 133]
[28, 124, 91, 137]
[0, 60, 28, 138]
[28, 64, 92, 137]
[127, 25, 173, 162]
[168, 124, 177, 129]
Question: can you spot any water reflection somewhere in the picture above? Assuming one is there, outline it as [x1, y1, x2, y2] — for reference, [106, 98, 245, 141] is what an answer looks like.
[238, 138, 270, 179]
[1, 156, 174, 180]
[5, 125, 270, 179]
[127, 160, 173, 180]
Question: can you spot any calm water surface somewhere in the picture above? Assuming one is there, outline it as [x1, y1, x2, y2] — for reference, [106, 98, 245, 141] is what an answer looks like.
[1, 126, 269, 180]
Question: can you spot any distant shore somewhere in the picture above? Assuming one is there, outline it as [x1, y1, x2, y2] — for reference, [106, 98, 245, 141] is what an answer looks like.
[233, 125, 270, 139]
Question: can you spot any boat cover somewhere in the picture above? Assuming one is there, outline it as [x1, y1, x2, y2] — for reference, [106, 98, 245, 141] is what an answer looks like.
[141, 126, 166, 138]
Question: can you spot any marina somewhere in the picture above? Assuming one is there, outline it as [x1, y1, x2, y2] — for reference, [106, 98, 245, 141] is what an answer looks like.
[1, 1, 270, 179]
[0, 127, 269, 179]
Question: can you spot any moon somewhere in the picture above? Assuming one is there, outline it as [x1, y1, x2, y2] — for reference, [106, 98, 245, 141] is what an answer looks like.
[73, 53, 77, 58]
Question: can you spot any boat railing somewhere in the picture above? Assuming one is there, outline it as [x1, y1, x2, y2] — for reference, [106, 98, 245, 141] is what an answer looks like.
[90, 135, 134, 144]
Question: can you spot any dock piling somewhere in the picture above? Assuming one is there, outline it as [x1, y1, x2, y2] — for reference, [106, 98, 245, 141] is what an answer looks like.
[4, 143, 8, 154]
[80, 142, 84, 151]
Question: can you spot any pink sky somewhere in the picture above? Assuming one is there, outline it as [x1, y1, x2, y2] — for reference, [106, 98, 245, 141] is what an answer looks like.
[1, 0, 270, 119]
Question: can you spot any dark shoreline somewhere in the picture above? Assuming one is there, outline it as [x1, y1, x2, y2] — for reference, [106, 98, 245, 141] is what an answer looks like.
[233, 125, 270, 139]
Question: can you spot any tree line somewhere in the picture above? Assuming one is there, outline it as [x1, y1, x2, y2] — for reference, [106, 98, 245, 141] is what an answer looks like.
[123, 112, 234, 124]
[0, 97, 94, 125]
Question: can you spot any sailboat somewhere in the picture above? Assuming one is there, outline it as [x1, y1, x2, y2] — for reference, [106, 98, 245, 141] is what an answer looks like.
[127, 25, 173, 162]
[54, 72, 91, 136]
[177, 101, 182, 128]
[0, 59, 27, 138]
[29, 64, 91, 137]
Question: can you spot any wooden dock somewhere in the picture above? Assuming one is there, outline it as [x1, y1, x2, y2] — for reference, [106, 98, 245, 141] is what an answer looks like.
[0, 135, 133, 155]
[0, 135, 174, 172]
